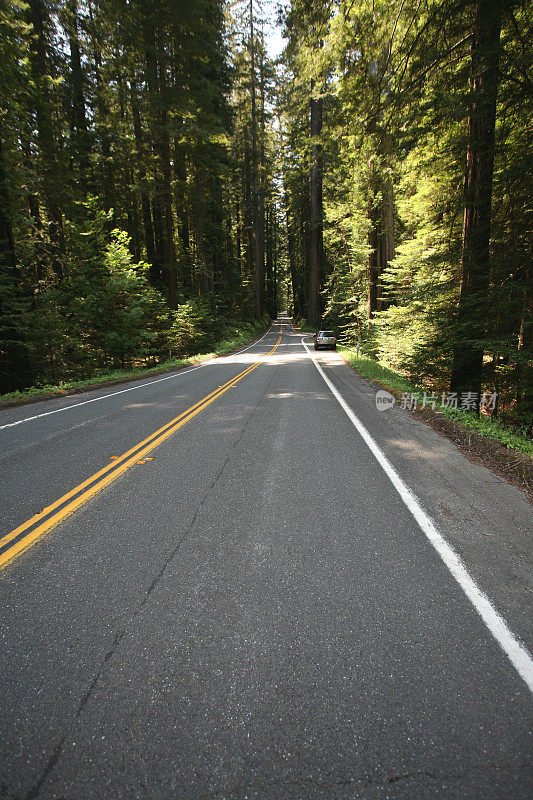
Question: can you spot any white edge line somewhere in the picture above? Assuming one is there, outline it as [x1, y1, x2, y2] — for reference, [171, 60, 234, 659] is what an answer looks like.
[0, 325, 277, 431]
[301, 337, 533, 694]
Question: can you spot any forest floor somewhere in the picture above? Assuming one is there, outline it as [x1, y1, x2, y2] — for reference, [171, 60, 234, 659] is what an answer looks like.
[0, 320, 270, 410]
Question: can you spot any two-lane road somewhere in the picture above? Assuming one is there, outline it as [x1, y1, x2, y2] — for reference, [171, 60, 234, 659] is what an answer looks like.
[0, 315, 531, 799]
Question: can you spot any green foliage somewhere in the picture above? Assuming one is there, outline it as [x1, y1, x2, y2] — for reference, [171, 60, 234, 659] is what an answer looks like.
[97, 230, 169, 366]
[23, 214, 171, 385]
[443, 408, 533, 456]
[168, 297, 223, 357]
[369, 138, 461, 386]
[0, 316, 270, 404]
[340, 348, 419, 396]
[280, 0, 532, 433]
[1, 0, 530, 443]
[0, 0, 280, 395]
[340, 346, 533, 456]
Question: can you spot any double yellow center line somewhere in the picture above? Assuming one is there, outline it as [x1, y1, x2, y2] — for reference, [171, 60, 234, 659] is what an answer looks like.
[0, 331, 282, 570]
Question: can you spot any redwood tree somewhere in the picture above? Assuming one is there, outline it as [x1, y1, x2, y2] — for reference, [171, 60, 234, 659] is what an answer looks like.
[449, 0, 503, 408]
[308, 80, 323, 329]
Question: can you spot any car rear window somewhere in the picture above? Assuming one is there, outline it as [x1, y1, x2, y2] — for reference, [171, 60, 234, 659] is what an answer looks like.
[321, 331, 334, 337]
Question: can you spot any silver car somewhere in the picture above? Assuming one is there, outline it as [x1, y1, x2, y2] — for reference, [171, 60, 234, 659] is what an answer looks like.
[314, 330, 336, 351]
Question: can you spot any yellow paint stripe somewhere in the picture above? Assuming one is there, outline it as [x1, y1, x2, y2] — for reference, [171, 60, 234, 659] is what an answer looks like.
[0, 362, 258, 553]
[0, 333, 282, 569]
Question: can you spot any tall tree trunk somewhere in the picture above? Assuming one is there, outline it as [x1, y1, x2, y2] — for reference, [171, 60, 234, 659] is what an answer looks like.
[0, 133, 34, 392]
[368, 199, 379, 318]
[281, 155, 300, 317]
[308, 81, 323, 329]
[285, 206, 299, 316]
[250, 0, 262, 318]
[130, 81, 156, 272]
[236, 199, 241, 276]
[28, 0, 64, 278]
[171, 33, 190, 268]
[367, 145, 395, 318]
[272, 202, 278, 315]
[142, 4, 177, 307]
[258, 30, 266, 312]
[158, 57, 177, 308]
[265, 204, 273, 316]
[299, 212, 306, 317]
[144, 12, 167, 287]
[379, 163, 395, 311]
[87, 0, 114, 221]
[151, 193, 165, 284]
[173, 128, 191, 290]
[66, 0, 90, 183]
[516, 262, 532, 432]
[174, 136, 191, 292]
[244, 143, 253, 284]
[449, 0, 502, 409]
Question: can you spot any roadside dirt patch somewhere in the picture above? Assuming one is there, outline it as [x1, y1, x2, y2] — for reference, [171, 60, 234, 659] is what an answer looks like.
[413, 403, 533, 502]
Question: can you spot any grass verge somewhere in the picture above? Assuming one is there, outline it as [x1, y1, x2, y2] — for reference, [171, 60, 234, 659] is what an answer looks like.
[0, 320, 269, 407]
[340, 347, 533, 457]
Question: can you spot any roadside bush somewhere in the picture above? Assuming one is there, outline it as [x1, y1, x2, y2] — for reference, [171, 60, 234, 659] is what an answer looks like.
[168, 297, 224, 357]
[95, 230, 169, 367]
[27, 221, 170, 383]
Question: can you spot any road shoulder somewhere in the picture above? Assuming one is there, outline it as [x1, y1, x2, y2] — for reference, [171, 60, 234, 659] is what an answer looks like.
[312, 348, 533, 656]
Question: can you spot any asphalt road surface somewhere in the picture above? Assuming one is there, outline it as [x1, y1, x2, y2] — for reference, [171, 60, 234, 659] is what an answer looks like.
[0, 315, 531, 799]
